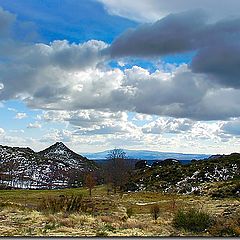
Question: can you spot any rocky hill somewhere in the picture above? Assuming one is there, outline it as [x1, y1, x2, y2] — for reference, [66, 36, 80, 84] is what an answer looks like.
[0, 142, 97, 189]
[39, 142, 95, 171]
[127, 153, 240, 197]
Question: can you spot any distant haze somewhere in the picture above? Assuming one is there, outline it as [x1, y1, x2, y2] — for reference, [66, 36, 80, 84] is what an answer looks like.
[82, 149, 209, 161]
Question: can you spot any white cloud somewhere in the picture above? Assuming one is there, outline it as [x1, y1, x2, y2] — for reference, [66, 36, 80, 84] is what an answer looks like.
[7, 107, 17, 112]
[15, 112, 28, 119]
[2, 60, 239, 121]
[27, 122, 42, 129]
[0, 128, 5, 135]
[0, 82, 4, 90]
[0, 7, 239, 121]
[39, 109, 139, 136]
[133, 113, 153, 121]
[40, 129, 73, 143]
[142, 118, 193, 134]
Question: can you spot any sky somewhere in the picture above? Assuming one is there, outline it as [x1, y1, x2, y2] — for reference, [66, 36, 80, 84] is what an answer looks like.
[0, 0, 240, 154]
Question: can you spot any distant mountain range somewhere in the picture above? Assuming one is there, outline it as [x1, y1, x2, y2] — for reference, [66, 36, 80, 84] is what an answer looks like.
[81, 149, 210, 162]
[0, 142, 239, 195]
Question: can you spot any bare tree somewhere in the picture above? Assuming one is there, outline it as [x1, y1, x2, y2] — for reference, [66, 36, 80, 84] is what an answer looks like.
[105, 149, 130, 194]
[106, 148, 127, 160]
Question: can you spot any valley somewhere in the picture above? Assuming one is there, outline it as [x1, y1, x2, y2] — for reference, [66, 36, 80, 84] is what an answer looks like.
[0, 142, 239, 237]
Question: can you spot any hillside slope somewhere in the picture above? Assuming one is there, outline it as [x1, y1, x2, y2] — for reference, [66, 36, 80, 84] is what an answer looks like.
[128, 153, 240, 197]
[0, 142, 97, 189]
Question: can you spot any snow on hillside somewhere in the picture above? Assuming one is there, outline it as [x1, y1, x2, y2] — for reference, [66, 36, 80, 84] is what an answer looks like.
[0, 142, 96, 189]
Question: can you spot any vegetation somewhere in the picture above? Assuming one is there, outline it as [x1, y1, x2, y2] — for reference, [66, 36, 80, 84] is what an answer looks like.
[126, 207, 134, 218]
[38, 195, 84, 213]
[84, 172, 96, 197]
[0, 186, 239, 236]
[0, 143, 239, 237]
[104, 148, 131, 193]
[150, 204, 160, 221]
[209, 211, 240, 237]
[173, 208, 213, 233]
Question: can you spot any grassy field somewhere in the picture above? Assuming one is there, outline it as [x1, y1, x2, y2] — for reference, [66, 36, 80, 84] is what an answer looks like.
[0, 185, 239, 237]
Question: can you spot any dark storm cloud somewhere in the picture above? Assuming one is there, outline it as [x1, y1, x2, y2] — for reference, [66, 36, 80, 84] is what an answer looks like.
[191, 43, 240, 88]
[108, 10, 206, 57]
[108, 10, 240, 88]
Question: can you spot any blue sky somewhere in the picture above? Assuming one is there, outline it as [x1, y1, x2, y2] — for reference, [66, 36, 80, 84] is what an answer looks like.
[0, 0, 240, 154]
[0, 0, 137, 43]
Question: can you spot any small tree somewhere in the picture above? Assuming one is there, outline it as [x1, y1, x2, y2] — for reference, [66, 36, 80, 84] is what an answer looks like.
[150, 204, 160, 221]
[85, 172, 96, 197]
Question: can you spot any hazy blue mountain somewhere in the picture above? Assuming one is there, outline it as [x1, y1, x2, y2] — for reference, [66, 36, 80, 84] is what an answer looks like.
[81, 149, 210, 161]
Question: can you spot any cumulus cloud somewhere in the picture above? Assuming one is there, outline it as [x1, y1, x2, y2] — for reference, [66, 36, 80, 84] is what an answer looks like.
[19, 40, 108, 71]
[0, 40, 109, 101]
[40, 129, 73, 143]
[15, 112, 28, 119]
[3, 55, 240, 121]
[142, 118, 193, 134]
[133, 113, 153, 121]
[39, 109, 139, 136]
[98, 0, 240, 23]
[1, 6, 240, 122]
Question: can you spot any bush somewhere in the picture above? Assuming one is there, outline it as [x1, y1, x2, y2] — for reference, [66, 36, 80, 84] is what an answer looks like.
[38, 195, 83, 213]
[173, 208, 213, 233]
[150, 204, 160, 220]
[126, 207, 133, 218]
[0, 183, 10, 190]
[96, 230, 108, 237]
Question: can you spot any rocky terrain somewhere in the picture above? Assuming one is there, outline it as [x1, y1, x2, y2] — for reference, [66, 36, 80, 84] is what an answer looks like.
[128, 154, 240, 197]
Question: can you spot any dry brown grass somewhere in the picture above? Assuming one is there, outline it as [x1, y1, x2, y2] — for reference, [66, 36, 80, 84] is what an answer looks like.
[0, 188, 239, 237]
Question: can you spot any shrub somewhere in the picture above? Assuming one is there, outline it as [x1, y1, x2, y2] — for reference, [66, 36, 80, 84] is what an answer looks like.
[103, 223, 116, 232]
[126, 207, 134, 218]
[0, 183, 9, 190]
[150, 204, 160, 220]
[38, 195, 83, 213]
[173, 208, 213, 233]
[96, 230, 108, 237]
